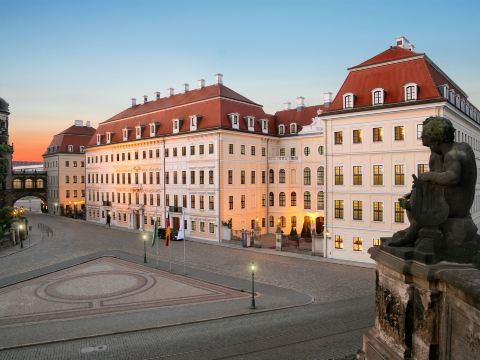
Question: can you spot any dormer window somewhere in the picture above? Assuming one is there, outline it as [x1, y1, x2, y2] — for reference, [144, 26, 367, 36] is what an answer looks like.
[79, 146, 85, 153]
[149, 123, 157, 137]
[244, 116, 255, 132]
[260, 119, 268, 134]
[190, 115, 200, 131]
[229, 113, 240, 130]
[172, 118, 182, 134]
[290, 123, 297, 134]
[461, 99, 466, 112]
[404, 83, 418, 101]
[67, 145, 73, 152]
[135, 125, 143, 139]
[96, 134, 102, 145]
[449, 89, 455, 103]
[371, 88, 385, 105]
[122, 128, 129, 141]
[106, 132, 112, 144]
[455, 95, 461, 108]
[343, 93, 354, 109]
[278, 124, 285, 135]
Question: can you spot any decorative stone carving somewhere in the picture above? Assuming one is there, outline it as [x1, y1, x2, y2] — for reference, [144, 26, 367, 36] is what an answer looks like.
[384, 116, 480, 264]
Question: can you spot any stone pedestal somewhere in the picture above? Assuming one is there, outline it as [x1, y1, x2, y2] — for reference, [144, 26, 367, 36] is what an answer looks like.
[360, 247, 480, 359]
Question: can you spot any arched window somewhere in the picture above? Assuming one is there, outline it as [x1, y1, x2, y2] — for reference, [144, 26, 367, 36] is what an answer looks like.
[303, 167, 311, 185]
[279, 216, 286, 227]
[290, 123, 297, 134]
[13, 179, 22, 189]
[304, 191, 311, 209]
[317, 191, 324, 210]
[36, 178, 45, 188]
[279, 192, 286, 207]
[269, 192, 274, 206]
[269, 169, 274, 184]
[279, 169, 286, 183]
[372, 88, 384, 105]
[343, 93, 354, 109]
[404, 83, 418, 101]
[317, 166, 324, 185]
[291, 192, 297, 206]
[25, 179, 33, 189]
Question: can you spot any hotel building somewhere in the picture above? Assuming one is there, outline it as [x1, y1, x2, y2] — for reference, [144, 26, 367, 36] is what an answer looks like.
[85, 37, 480, 263]
[43, 120, 95, 216]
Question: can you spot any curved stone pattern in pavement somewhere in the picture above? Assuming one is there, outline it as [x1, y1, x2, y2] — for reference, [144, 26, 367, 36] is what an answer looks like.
[0, 257, 249, 326]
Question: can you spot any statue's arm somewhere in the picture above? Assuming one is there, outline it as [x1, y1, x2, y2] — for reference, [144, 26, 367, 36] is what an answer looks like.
[421, 154, 461, 185]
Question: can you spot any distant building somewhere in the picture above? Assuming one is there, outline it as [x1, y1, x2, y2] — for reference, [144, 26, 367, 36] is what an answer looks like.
[43, 120, 95, 216]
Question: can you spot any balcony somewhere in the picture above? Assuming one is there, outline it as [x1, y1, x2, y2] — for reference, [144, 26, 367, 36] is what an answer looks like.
[268, 156, 298, 161]
[102, 201, 112, 207]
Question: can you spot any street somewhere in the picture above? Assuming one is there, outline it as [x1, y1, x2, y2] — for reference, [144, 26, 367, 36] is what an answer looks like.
[0, 214, 375, 359]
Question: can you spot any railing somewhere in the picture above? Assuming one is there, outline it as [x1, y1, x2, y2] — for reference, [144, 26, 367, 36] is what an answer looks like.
[268, 156, 298, 161]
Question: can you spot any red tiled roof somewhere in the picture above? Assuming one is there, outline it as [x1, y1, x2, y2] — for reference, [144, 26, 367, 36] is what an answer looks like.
[349, 46, 421, 70]
[274, 105, 324, 135]
[90, 84, 275, 146]
[105, 84, 261, 123]
[45, 125, 96, 155]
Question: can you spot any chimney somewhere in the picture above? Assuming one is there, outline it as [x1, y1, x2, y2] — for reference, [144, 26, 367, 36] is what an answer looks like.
[183, 83, 189, 92]
[395, 36, 414, 51]
[167, 88, 174, 97]
[283, 102, 291, 110]
[323, 92, 333, 106]
[131, 98, 136, 107]
[143, 95, 148, 104]
[86, 121, 91, 127]
[74, 120, 84, 127]
[198, 79, 205, 89]
[215, 73, 223, 84]
[155, 91, 161, 100]
[296, 96, 305, 110]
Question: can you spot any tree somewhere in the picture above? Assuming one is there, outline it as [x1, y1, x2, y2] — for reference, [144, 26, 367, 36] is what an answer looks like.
[0, 206, 14, 239]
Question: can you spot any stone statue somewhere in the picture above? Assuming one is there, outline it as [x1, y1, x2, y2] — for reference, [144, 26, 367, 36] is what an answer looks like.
[385, 116, 480, 264]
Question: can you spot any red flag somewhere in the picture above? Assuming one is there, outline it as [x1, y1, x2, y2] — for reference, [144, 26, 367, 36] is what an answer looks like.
[165, 216, 171, 247]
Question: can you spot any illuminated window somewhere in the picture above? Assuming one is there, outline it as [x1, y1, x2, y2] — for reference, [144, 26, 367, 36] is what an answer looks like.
[373, 165, 383, 185]
[335, 200, 344, 219]
[417, 164, 428, 176]
[353, 200, 362, 220]
[334, 131, 343, 145]
[353, 129, 362, 144]
[353, 166, 362, 185]
[353, 237, 363, 251]
[373, 127, 383, 142]
[334, 166, 343, 185]
[335, 235, 344, 249]
[373, 202, 383, 222]
[394, 165, 405, 185]
[394, 126, 404, 141]
[373, 239, 381, 247]
[394, 202, 405, 223]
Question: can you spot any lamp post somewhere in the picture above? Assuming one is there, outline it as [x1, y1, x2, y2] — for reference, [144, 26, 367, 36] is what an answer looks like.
[18, 223, 24, 249]
[54, 202, 58, 215]
[250, 261, 256, 309]
[142, 233, 147, 263]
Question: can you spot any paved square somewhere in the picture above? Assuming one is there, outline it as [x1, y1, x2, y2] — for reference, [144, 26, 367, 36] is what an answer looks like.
[0, 257, 248, 327]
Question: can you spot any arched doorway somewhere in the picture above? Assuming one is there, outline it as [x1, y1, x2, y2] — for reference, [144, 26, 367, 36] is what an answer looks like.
[14, 196, 47, 213]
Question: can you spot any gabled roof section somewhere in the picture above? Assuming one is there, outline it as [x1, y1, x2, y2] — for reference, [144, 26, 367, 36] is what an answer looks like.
[274, 105, 324, 135]
[105, 84, 261, 123]
[44, 124, 96, 155]
[349, 46, 421, 70]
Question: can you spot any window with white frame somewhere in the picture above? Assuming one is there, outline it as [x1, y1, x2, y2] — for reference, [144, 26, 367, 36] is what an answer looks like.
[278, 124, 285, 135]
[122, 128, 129, 141]
[372, 88, 385, 105]
[106, 132, 112, 144]
[172, 119, 181, 134]
[343, 93, 354, 109]
[245, 116, 255, 131]
[229, 113, 240, 129]
[96, 134, 102, 145]
[79, 146, 85, 153]
[149, 123, 156, 137]
[135, 126, 142, 139]
[404, 83, 418, 101]
[290, 123, 297, 134]
[261, 119, 268, 134]
[67, 145, 73, 152]
[190, 115, 199, 131]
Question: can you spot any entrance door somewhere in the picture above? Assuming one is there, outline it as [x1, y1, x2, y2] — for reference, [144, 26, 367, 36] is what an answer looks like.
[135, 213, 140, 230]
[316, 216, 324, 234]
[173, 216, 180, 231]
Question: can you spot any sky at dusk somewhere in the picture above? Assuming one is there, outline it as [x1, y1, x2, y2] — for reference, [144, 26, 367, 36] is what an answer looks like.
[2, 0, 480, 161]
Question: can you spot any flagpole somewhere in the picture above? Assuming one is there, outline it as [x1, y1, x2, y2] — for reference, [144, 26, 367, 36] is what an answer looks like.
[183, 208, 186, 275]
[155, 207, 159, 269]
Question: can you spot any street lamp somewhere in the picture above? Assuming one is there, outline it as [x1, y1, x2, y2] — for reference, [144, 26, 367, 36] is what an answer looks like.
[250, 261, 257, 309]
[18, 223, 24, 249]
[54, 202, 58, 215]
[142, 233, 148, 263]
